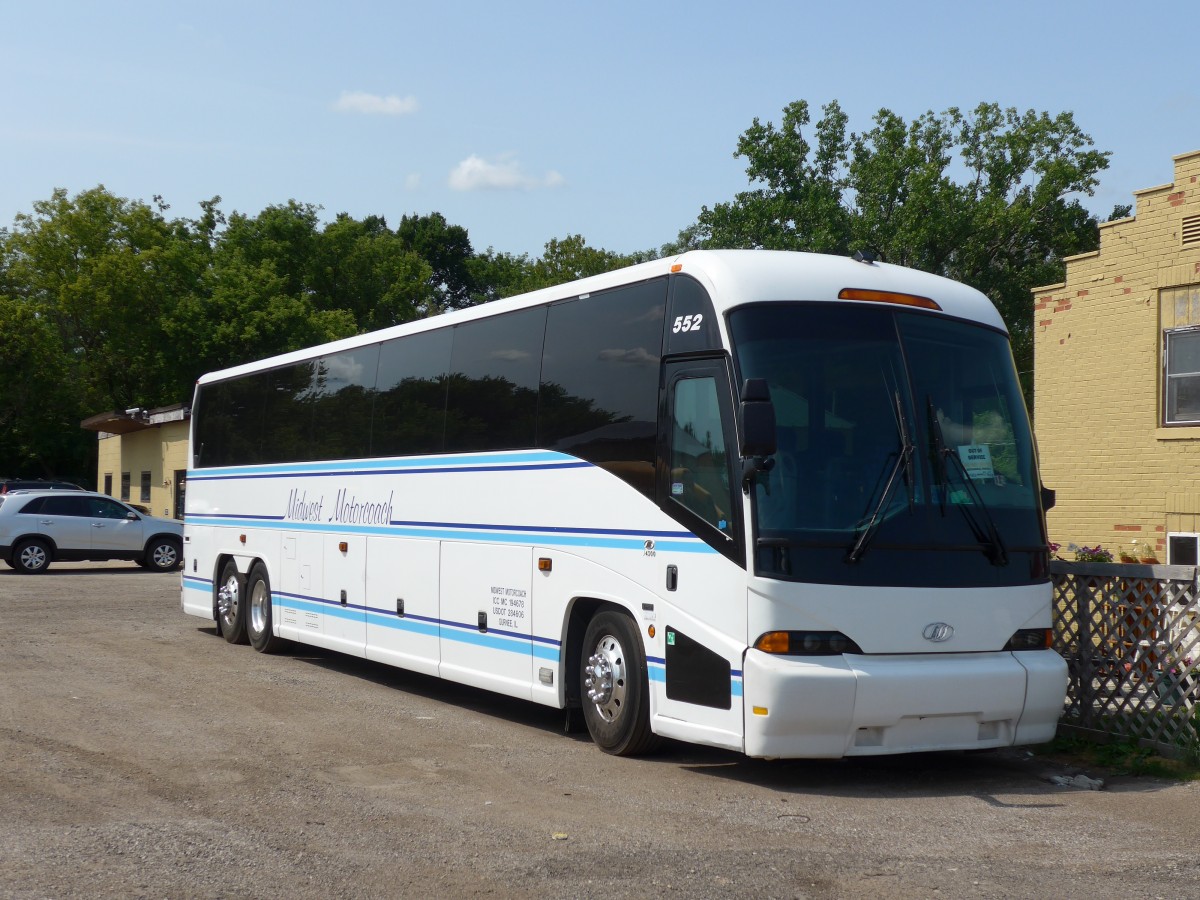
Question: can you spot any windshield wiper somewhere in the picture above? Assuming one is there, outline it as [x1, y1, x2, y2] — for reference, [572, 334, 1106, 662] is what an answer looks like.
[845, 390, 915, 564]
[926, 396, 1009, 566]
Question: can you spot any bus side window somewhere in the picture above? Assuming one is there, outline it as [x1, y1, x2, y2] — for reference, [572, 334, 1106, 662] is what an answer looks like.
[670, 376, 733, 534]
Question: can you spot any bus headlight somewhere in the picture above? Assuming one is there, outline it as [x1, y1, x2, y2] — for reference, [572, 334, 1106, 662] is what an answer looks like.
[1004, 628, 1052, 651]
[753, 631, 863, 655]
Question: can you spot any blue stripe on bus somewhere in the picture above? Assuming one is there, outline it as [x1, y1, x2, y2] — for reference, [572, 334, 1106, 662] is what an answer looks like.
[277, 593, 563, 661]
[189, 461, 591, 482]
[188, 581, 738, 692]
[185, 512, 695, 541]
[186, 516, 715, 553]
[186, 451, 584, 481]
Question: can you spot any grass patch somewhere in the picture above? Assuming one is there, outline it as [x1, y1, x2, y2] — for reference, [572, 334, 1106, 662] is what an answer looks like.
[1038, 734, 1200, 780]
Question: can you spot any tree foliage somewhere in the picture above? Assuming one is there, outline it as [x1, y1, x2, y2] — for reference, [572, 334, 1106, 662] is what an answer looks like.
[692, 100, 1110, 393]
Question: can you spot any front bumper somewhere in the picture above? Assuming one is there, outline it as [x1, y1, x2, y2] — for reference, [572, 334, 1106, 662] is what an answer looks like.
[742, 648, 1067, 758]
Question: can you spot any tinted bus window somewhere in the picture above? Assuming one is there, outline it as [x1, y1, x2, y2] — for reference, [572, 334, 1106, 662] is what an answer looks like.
[445, 308, 547, 452]
[262, 362, 319, 464]
[373, 328, 452, 457]
[195, 372, 272, 468]
[539, 279, 666, 497]
[307, 345, 379, 461]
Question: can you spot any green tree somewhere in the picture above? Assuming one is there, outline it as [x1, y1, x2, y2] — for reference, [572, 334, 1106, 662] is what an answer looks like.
[0, 186, 215, 479]
[396, 212, 477, 312]
[465, 235, 633, 302]
[166, 248, 356, 377]
[689, 100, 1110, 396]
[466, 247, 537, 303]
[0, 294, 87, 478]
[311, 213, 434, 331]
[219, 200, 321, 300]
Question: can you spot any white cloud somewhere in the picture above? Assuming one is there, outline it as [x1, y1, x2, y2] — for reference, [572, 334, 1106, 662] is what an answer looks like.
[333, 91, 419, 116]
[404, 173, 421, 191]
[448, 154, 565, 192]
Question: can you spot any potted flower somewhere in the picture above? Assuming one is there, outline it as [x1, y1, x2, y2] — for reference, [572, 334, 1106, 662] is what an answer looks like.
[1071, 544, 1114, 563]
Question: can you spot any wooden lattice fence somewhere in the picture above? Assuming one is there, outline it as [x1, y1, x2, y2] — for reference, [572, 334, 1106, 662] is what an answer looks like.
[1051, 560, 1200, 755]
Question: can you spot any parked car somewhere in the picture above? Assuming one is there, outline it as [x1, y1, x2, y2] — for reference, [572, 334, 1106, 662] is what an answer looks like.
[0, 478, 84, 494]
[0, 490, 183, 573]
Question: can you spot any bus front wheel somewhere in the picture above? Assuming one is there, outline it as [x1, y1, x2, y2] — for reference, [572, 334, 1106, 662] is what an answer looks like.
[216, 560, 248, 644]
[579, 610, 661, 756]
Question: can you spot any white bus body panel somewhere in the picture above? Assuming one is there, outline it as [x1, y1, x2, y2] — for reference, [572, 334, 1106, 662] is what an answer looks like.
[439, 541, 534, 700]
[364, 537, 440, 677]
[748, 579, 1053, 655]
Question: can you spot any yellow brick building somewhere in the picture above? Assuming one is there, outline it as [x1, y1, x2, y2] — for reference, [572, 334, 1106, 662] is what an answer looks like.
[80, 404, 191, 520]
[1033, 149, 1200, 564]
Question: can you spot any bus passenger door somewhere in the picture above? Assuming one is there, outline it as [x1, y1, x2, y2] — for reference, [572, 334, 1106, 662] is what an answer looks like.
[439, 542, 533, 700]
[652, 360, 748, 751]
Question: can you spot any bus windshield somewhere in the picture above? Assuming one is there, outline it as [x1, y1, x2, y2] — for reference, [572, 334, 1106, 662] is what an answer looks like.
[729, 302, 1046, 588]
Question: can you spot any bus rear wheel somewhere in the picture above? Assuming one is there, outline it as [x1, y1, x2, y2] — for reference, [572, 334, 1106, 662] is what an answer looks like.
[246, 562, 285, 654]
[216, 560, 247, 644]
[579, 610, 661, 756]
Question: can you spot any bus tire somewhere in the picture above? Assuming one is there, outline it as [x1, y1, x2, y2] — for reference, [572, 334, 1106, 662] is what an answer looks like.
[217, 560, 248, 644]
[580, 610, 661, 756]
[245, 562, 284, 654]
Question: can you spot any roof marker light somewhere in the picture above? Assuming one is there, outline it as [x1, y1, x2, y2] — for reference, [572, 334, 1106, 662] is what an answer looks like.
[670, 263, 683, 273]
[838, 288, 942, 311]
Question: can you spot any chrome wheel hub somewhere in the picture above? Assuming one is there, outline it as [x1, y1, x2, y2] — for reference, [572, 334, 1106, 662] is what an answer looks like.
[217, 577, 239, 620]
[249, 579, 269, 635]
[585, 633, 627, 722]
[152, 544, 177, 568]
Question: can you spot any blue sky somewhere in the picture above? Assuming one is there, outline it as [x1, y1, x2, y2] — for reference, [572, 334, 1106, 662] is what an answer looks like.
[3, 1, 1195, 258]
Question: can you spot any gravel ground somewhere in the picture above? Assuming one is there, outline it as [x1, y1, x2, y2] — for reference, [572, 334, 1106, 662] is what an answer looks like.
[2, 560, 1198, 899]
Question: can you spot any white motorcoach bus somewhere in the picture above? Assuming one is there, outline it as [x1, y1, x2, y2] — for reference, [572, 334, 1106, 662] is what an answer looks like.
[181, 249, 1066, 758]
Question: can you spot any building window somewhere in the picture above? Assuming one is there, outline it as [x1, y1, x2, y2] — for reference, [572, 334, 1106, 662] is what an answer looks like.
[120, 472, 130, 501]
[140, 471, 152, 503]
[1168, 533, 1199, 566]
[1164, 329, 1200, 424]
[1162, 284, 1200, 425]
[103, 473, 112, 496]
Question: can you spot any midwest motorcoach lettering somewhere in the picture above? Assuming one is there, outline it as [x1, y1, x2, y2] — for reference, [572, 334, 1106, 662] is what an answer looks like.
[286, 489, 324, 522]
[285, 488, 394, 525]
[331, 489, 394, 525]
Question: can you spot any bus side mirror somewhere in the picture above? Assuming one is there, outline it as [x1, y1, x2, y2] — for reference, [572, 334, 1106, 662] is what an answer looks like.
[739, 379, 777, 458]
[740, 379, 776, 492]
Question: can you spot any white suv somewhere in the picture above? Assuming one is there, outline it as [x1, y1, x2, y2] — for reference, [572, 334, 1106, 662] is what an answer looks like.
[0, 490, 183, 574]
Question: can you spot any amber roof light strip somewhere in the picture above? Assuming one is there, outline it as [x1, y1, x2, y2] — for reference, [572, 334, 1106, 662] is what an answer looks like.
[838, 287, 942, 311]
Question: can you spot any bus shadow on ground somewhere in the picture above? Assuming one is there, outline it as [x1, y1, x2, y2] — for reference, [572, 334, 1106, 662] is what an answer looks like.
[196, 626, 1155, 801]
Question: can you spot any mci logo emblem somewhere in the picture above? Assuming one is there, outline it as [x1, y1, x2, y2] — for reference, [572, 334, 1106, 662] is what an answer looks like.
[922, 622, 954, 643]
